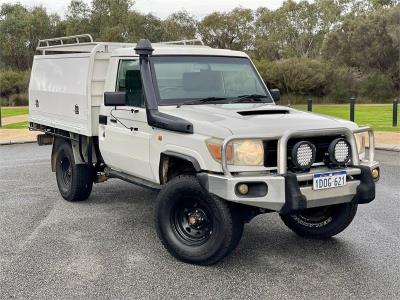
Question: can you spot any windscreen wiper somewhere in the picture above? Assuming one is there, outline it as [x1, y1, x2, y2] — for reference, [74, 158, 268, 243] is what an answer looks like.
[176, 97, 227, 108]
[230, 94, 269, 103]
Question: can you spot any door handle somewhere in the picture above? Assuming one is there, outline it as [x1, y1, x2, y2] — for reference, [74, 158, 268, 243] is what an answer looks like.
[110, 118, 117, 123]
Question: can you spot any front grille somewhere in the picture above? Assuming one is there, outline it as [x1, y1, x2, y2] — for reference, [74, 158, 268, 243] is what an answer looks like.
[264, 140, 278, 167]
[263, 135, 346, 169]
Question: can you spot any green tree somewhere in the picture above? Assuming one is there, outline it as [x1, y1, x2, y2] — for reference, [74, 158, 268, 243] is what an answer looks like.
[0, 4, 56, 69]
[321, 7, 399, 72]
[0, 4, 31, 69]
[162, 11, 197, 41]
[125, 12, 164, 43]
[90, 0, 134, 41]
[340, 0, 399, 16]
[139, 14, 165, 42]
[254, 0, 343, 60]
[198, 8, 254, 50]
[0, 0, 398, 103]
[65, 0, 92, 36]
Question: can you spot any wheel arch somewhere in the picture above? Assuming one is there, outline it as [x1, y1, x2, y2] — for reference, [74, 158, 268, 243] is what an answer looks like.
[51, 134, 99, 172]
[159, 151, 202, 184]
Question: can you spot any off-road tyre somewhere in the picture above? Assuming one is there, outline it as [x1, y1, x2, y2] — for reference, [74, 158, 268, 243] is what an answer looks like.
[155, 175, 243, 265]
[55, 141, 93, 201]
[280, 202, 358, 239]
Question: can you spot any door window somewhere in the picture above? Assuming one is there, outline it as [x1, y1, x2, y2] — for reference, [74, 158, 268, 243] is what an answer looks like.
[116, 60, 145, 107]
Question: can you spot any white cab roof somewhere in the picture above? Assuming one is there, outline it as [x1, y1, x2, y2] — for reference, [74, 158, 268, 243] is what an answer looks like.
[111, 45, 249, 58]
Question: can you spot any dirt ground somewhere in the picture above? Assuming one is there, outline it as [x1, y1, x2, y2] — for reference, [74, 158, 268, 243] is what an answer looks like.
[1, 114, 29, 126]
[0, 129, 40, 144]
[374, 131, 400, 145]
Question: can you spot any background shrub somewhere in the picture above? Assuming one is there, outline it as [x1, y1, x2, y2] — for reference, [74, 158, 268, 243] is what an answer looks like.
[325, 66, 359, 102]
[0, 69, 29, 105]
[255, 58, 331, 96]
[357, 71, 395, 100]
[9, 93, 28, 106]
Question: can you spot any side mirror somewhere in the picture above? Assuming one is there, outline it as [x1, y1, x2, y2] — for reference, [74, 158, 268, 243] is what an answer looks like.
[104, 92, 126, 106]
[270, 89, 280, 102]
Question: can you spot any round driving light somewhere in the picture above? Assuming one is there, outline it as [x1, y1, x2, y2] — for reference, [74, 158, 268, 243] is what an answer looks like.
[329, 138, 351, 165]
[237, 183, 249, 195]
[291, 141, 316, 170]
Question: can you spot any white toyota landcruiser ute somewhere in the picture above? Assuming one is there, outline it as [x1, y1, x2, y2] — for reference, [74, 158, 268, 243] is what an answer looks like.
[29, 35, 380, 265]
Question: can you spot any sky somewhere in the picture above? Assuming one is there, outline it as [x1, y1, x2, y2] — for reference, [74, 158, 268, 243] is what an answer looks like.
[0, 0, 286, 19]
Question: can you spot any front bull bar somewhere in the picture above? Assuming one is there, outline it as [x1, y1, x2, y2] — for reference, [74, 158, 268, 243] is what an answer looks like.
[220, 127, 375, 177]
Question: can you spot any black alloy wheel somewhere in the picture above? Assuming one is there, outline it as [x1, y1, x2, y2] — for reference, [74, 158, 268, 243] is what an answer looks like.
[155, 175, 244, 265]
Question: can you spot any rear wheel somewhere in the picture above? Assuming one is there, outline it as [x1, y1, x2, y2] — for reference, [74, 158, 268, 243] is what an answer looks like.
[280, 202, 358, 239]
[55, 142, 93, 201]
[155, 175, 243, 265]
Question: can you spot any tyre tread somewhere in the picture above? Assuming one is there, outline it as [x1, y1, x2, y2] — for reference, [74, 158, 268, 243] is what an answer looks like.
[280, 203, 358, 239]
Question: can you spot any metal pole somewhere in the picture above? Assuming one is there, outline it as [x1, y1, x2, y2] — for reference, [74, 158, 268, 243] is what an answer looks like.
[0, 105, 2, 127]
[307, 98, 312, 112]
[393, 98, 398, 127]
[350, 97, 355, 122]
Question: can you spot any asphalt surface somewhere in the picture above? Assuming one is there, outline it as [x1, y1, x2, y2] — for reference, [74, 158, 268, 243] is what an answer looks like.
[0, 143, 399, 299]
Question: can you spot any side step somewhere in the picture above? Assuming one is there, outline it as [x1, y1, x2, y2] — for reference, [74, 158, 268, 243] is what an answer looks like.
[105, 167, 162, 190]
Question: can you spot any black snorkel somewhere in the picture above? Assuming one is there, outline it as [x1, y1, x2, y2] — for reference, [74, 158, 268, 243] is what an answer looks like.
[135, 39, 193, 134]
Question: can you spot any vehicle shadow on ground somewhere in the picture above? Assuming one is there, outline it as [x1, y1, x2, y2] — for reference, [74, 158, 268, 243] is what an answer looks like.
[223, 219, 363, 271]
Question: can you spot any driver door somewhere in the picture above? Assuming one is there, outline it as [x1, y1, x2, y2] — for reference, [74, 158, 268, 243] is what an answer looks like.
[99, 59, 154, 181]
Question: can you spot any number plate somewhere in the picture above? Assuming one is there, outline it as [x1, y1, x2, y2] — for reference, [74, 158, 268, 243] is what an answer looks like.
[313, 170, 346, 190]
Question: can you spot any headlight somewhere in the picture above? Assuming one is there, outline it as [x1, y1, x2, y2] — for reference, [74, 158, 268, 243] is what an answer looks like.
[354, 132, 367, 160]
[206, 138, 264, 166]
[232, 139, 264, 166]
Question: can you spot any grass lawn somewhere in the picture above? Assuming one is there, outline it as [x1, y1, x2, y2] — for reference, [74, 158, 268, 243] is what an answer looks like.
[2, 121, 29, 129]
[1, 106, 29, 118]
[293, 104, 399, 132]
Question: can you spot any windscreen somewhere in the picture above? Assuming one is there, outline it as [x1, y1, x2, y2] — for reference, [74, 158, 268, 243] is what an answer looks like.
[151, 56, 272, 105]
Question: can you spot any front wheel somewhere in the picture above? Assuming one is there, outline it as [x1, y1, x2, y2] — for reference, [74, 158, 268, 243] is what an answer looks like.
[55, 142, 93, 201]
[155, 175, 243, 265]
[280, 202, 358, 239]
